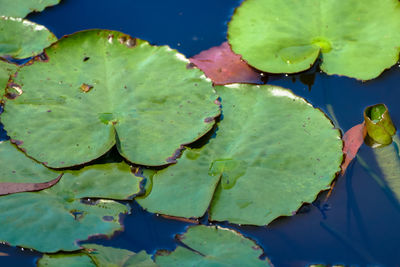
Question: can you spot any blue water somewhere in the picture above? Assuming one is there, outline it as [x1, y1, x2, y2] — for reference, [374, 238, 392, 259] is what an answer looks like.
[1, 0, 400, 266]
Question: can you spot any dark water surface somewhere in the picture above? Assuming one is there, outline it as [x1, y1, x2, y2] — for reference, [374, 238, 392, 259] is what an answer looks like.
[1, 0, 400, 266]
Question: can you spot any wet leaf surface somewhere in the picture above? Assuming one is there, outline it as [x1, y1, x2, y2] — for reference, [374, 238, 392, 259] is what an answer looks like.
[341, 122, 366, 174]
[37, 244, 156, 267]
[190, 42, 263, 85]
[228, 0, 400, 80]
[155, 225, 271, 266]
[0, 0, 60, 18]
[0, 141, 144, 252]
[138, 84, 343, 225]
[0, 16, 57, 59]
[1, 30, 220, 168]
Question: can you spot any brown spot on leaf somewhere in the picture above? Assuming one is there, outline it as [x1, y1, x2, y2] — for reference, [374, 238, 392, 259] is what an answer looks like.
[80, 83, 93, 93]
[10, 139, 23, 146]
[102, 216, 114, 221]
[166, 146, 184, 163]
[5, 83, 23, 99]
[204, 117, 214, 123]
[118, 36, 127, 44]
[186, 62, 196, 69]
[126, 38, 136, 48]
[83, 57, 90, 62]
[37, 52, 49, 62]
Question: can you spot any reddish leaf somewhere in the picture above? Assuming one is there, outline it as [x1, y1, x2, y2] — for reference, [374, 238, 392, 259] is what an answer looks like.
[0, 173, 63, 196]
[190, 42, 263, 85]
[341, 123, 366, 174]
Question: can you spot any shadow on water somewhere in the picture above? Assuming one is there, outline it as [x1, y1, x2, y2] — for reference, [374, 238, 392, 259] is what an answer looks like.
[1, 0, 400, 266]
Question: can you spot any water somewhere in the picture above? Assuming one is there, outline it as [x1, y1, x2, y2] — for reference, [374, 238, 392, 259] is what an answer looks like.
[1, 0, 400, 266]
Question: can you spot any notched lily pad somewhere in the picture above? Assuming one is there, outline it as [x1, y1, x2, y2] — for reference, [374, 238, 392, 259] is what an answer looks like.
[0, 16, 57, 59]
[37, 244, 156, 267]
[0, 141, 144, 252]
[228, 0, 400, 80]
[0, 0, 61, 18]
[1, 30, 220, 168]
[155, 225, 271, 266]
[138, 84, 343, 225]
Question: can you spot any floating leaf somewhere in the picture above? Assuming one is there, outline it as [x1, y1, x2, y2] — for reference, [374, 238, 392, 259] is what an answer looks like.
[0, 16, 57, 59]
[1, 30, 220, 168]
[38, 253, 96, 267]
[156, 225, 271, 266]
[0, 0, 60, 18]
[138, 84, 343, 225]
[0, 60, 17, 97]
[228, 0, 400, 80]
[0, 141, 143, 252]
[190, 42, 263, 85]
[341, 122, 366, 174]
[364, 104, 396, 145]
[83, 244, 157, 267]
[0, 141, 59, 183]
[37, 245, 156, 267]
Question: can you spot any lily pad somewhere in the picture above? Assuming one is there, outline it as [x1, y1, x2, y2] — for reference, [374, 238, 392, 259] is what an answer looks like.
[0, 0, 60, 18]
[1, 30, 220, 168]
[156, 225, 271, 266]
[83, 244, 157, 267]
[228, 0, 400, 80]
[0, 16, 57, 59]
[0, 141, 144, 252]
[37, 244, 156, 267]
[38, 253, 96, 267]
[138, 84, 343, 225]
[0, 140, 59, 183]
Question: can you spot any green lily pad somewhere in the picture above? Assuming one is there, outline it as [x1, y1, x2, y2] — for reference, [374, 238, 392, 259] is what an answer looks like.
[38, 245, 156, 267]
[0, 140, 59, 183]
[1, 30, 220, 168]
[138, 84, 343, 225]
[0, 141, 144, 252]
[38, 253, 96, 267]
[0, 0, 60, 18]
[364, 104, 396, 145]
[83, 244, 157, 267]
[0, 60, 17, 98]
[0, 16, 57, 59]
[155, 225, 271, 266]
[228, 0, 400, 80]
